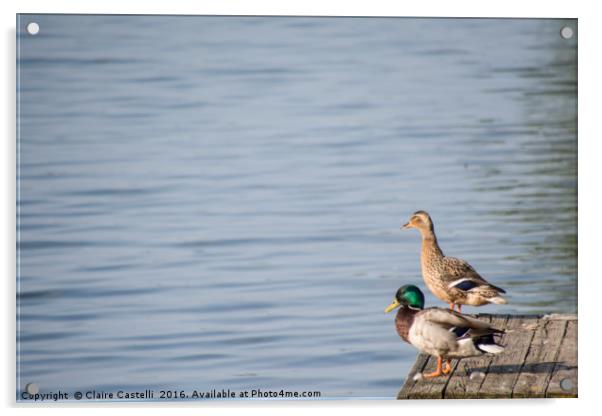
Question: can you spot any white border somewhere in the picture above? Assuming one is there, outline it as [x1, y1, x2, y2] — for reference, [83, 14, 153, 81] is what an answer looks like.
[3, 1, 600, 415]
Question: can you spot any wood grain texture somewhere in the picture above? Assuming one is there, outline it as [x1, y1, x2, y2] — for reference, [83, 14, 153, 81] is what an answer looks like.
[512, 317, 567, 398]
[545, 318, 577, 398]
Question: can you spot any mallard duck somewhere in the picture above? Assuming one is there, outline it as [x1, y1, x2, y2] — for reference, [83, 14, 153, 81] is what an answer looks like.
[385, 284, 505, 378]
[402, 211, 507, 312]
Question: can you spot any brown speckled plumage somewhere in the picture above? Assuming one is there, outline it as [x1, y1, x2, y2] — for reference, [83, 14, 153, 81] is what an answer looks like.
[404, 211, 507, 307]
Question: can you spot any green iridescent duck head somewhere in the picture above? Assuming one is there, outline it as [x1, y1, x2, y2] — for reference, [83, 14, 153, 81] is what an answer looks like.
[384, 284, 425, 313]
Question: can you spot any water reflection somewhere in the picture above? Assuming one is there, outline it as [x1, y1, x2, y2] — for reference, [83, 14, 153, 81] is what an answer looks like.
[464, 20, 577, 313]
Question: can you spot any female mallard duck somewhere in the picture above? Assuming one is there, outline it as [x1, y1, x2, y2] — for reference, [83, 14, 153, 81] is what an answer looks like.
[403, 211, 507, 312]
[385, 285, 505, 378]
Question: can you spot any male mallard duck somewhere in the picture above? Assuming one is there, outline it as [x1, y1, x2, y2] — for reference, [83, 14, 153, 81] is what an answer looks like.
[385, 284, 505, 378]
[402, 211, 507, 312]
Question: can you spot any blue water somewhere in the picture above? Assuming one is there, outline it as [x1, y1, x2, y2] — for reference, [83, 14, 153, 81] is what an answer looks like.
[17, 15, 577, 399]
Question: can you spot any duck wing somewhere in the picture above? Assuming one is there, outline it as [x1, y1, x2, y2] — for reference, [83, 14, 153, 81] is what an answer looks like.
[418, 308, 504, 337]
[411, 308, 505, 357]
[442, 256, 506, 293]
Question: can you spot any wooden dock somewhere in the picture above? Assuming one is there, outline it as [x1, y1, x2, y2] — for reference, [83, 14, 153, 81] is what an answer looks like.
[397, 313, 577, 399]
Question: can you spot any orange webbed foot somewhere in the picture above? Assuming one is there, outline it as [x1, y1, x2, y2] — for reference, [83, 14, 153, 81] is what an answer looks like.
[442, 360, 452, 375]
[423, 357, 446, 378]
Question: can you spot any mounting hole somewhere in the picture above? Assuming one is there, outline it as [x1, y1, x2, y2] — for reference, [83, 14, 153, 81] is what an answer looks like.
[25, 383, 39, 394]
[26, 22, 40, 35]
[560, 378, 573, 391]
[560, 26, 573, 40]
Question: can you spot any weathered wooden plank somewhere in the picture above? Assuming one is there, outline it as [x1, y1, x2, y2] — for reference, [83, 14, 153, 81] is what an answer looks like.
[546, 319, 577, 398]
[397, 353, 429, 399]
[512, 317, 567, 398]
[444, 314, 508, 399]
[403, 355, 447, 399]
[477, 316, 538, 398]
[414, 356, 453, 399]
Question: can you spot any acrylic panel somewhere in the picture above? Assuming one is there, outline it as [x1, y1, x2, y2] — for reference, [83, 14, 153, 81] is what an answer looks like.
[16, 15, 577, 402]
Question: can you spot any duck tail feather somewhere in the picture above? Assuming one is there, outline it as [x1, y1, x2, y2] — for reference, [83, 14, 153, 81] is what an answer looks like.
[489, 284, 506, 294]
[478, 343, 505, 354]
[475, 333, 505, 354]
[487, 296, 507, 305]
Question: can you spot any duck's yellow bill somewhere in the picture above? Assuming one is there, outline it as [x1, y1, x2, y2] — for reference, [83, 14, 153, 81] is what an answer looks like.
[384, 299, 400, 313]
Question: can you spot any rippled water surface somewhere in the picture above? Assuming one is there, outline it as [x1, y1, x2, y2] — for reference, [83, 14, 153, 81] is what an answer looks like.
[17, 16, 577, 399]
